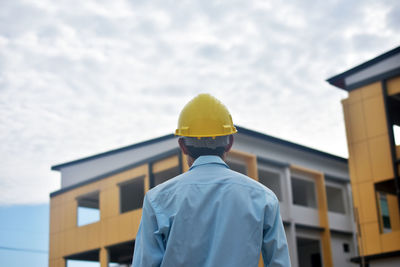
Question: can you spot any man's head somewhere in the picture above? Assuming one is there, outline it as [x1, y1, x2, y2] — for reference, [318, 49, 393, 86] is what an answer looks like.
[175, 94, 236, 166]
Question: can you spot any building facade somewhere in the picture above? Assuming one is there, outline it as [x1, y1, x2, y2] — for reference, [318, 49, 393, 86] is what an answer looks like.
[327, 46, 400, 266]
[50, 126, 356, 267]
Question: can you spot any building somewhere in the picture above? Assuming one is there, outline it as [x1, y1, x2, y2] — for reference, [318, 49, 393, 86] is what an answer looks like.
[49, 126, 356, 267]
[327, 46, 400, 266]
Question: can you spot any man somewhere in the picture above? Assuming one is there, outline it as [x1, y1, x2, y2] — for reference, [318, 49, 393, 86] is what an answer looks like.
[132, 94, 290, 267]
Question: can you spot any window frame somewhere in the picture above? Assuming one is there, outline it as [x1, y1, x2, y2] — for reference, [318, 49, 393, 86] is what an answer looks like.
[76, 190, 100, 227]
[291, 172, 318, 209]
[324, 181, 348, 214]
[118, 175, 146, 214]
[257, 164, 284, 202]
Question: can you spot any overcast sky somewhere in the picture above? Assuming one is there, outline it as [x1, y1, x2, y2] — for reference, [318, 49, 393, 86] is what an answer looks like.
[1, 0, 400, 205]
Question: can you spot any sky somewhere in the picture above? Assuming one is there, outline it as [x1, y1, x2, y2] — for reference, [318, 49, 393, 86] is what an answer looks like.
[0, 1, 400, 264]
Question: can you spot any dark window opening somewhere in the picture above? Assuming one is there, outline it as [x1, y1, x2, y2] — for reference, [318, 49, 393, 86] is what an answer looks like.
[343, 243, 350, 253]
[153, 166, 180, 186]
[292, 177, 317, 208]
[77, 192, 100, 227]
[374, 180, 400, 233]
[326, 186, 346, 214]
[297, 237, 322, 267]
[258, 168, 282, 201]
[378, 192, 392, 233]
[119, 176, 145, 214]
[226, 159, 247, 175]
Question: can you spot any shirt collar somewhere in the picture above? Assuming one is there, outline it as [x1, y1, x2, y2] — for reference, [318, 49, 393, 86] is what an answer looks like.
[189, 155, 229, 170]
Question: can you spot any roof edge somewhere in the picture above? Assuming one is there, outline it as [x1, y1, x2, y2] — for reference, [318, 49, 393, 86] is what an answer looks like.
[51, 133, 176, 171]
[235, 126, 347, 163]
[326, 46, 400, 90]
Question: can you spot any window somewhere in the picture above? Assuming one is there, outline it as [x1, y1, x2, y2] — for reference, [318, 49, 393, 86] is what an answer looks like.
[292, 177, 317, 208]
[375, 180, 400, 233]
[378, 192, 392, 233]
[258, 167, 282, 201]
[326, 185, 345, 213]
[153, 165, 180, 186]
[393, 125, 400, 145]
[297, 237, 322, 267]
[226, 156, 247, 175]
[343, 243, 350, 253]
[77, 191, 100, 226]
[119, 176, 145, 213]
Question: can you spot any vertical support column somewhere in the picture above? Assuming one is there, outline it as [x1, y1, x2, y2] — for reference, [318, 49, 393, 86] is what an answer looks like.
[181, 152, 190, 172]
[246, 154, 258, 180]
[285, 167, 299, 267]
[100, 247, 109, 267]
[315, 174, 333, 267]
[291, 165, 333, 267]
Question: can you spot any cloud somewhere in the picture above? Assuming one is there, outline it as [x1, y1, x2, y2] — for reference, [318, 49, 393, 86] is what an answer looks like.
[0, 0, 399, 204]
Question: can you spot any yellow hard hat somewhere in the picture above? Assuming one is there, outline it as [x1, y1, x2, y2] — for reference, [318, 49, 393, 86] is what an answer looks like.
[175, 94, 237, 138]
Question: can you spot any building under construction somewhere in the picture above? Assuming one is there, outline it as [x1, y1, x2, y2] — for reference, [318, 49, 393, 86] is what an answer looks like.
[50, 125, 356, 267]
[327, 46, 400, 267]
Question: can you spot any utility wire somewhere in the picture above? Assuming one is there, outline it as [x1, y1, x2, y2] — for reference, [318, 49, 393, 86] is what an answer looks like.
[0, 246, 47, 254]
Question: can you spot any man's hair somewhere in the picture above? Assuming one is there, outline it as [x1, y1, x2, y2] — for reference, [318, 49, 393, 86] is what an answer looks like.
[183, 136, 230, 159]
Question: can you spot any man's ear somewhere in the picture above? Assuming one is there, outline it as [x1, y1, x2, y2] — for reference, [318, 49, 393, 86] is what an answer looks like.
[225, 135, 234, 152]
[178, 138, 189, 155]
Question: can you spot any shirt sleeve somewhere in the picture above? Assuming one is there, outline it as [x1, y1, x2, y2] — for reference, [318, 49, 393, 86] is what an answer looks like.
[261, 195, 291, 267]
[132, 194, 165, 267]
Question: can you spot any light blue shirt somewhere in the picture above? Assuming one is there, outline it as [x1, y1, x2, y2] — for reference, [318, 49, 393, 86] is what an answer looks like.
[132, 155, 290, 267]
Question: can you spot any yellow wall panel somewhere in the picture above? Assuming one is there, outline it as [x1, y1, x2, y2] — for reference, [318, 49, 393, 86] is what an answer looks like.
[53, 195, 64, 207]
[361, 82, 382, 99]
[100, 189, 115, 220]
[55, 258, 65, 267]
[348, 88, 363, 104]
[100, 247, 109, 267]
[106, 216, 119, 245]
[50, 206, 59, 234]
[64, 229, 75, 256]
[352, 142, 373, 183]
[76, 225, 89, 252]
[108, 187, 119, 218]
[387, 76, 400, 96]
[59, 204, 68, 232]
[87, 223, 101, 250]
[152, 156, 179, 173]
[100, 189, 109, 220]
[49, 233, 57, 260]
[52, 232, 61, 259]
[64, 201, 76, 230]
[387, 194, 400, 231]
[362, 222, 381, 255]
[348, 102, 367, 143]
[181, 152, 189, 172]
[363, 96, 387, 138]
[347, 145, 359, 183]
[59, 231, 66, 260]
[351, 184, 360, 213]
[381, 231, 400, 252]
[342, 100, 354, 146]
[358, 183, 378, 223]
[118, 212, 134, 242]
[368, 136, 394, 181]
[114, 164, 148, 185]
